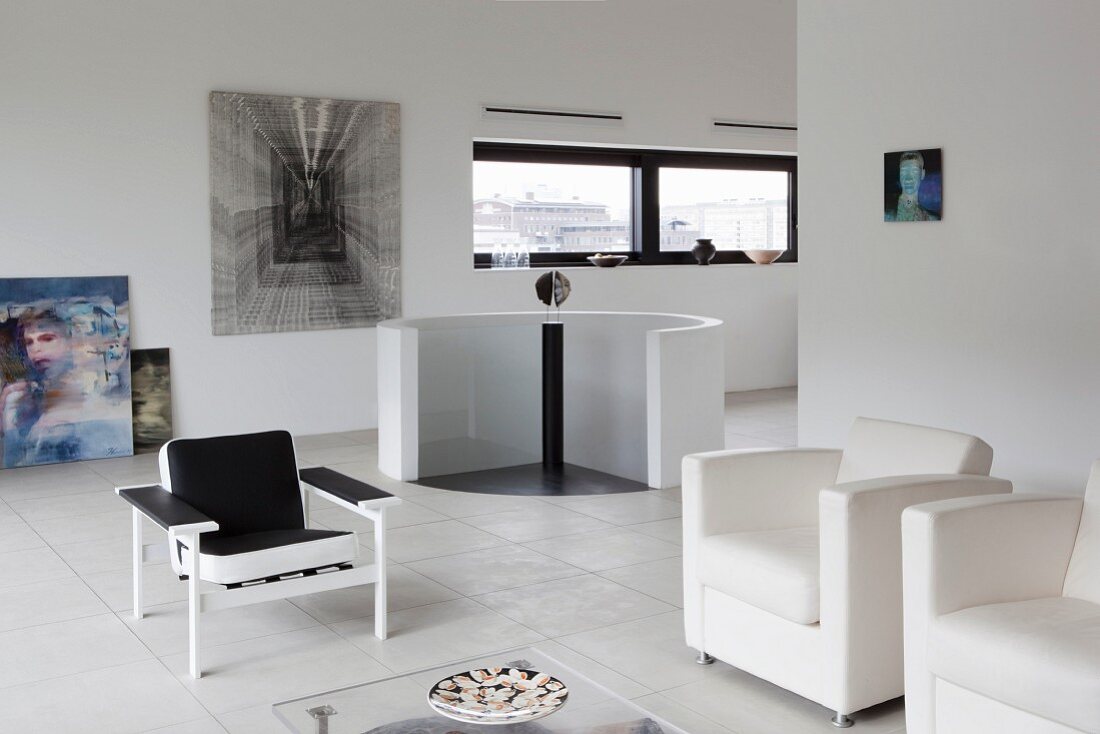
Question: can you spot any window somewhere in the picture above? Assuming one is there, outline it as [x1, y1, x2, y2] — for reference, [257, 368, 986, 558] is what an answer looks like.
[473, 142, 796, 267]
[659, 168, 789, 253]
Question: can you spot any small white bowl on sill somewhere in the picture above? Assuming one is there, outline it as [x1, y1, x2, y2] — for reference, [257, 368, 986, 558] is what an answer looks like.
[586, 254, 628, 268]
[744, 249, 784, 264]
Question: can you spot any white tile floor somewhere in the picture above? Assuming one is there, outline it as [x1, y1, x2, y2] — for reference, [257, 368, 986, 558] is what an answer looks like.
[0, 387, 906, 733]
[723, 386, 799, 450]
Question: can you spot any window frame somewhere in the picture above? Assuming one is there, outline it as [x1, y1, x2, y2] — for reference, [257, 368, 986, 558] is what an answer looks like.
[473, 142, 797, 268]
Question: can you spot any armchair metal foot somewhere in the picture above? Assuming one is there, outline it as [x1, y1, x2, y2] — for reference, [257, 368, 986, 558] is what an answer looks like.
[695, 651, 715, 665]
[831, 713, 853, 728]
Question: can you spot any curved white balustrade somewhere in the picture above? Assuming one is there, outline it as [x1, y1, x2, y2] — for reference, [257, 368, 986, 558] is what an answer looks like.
[377, 311, 724, 489]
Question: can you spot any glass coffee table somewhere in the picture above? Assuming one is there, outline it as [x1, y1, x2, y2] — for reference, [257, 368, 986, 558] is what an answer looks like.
[273, 646, 688, 733]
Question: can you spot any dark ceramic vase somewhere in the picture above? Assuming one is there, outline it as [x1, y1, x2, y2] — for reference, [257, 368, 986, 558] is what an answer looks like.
[692, 238, 716, 265]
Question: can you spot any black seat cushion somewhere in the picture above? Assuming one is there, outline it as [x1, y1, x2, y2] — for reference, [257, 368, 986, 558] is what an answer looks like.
[166, 430, 304, 536]
[201, 528, 350, 556]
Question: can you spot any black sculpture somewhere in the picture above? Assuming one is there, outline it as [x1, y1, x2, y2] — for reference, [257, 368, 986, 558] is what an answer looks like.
[535, 270, 571, 319]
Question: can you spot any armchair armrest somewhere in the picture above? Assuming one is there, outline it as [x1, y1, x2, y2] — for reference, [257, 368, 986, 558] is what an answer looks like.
[115, 484, 219, 534]
[682, 448, 843, 536]
[818, 474, 1011, 713]
[821, 475, 1013, 599]
[901, 492, 1082, 733]
[299, 467, 400, 511]
[903, 493, 1082, 616]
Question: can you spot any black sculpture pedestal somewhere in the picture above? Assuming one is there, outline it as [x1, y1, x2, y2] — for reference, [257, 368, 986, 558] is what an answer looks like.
[542, 321, 563, 468]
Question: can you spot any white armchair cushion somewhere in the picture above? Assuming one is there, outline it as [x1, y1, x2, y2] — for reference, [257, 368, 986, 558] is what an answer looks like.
[699, 526, 819, 624]
[836, 417, 993, 484]
[929, 596, 1100, 733]
[179, 529, 360, 585]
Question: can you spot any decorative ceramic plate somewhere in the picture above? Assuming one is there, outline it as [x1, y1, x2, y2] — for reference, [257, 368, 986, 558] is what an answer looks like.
[427, 667, 569, 725]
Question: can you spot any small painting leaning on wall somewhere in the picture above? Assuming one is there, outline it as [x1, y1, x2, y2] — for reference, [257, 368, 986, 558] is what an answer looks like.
[0, 276, 133, 467]
[884, 148, 942, 222]
[131, 347, 173, 455]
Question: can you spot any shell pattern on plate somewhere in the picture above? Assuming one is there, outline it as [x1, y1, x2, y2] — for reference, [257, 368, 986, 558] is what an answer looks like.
[427, 667, 569, 725]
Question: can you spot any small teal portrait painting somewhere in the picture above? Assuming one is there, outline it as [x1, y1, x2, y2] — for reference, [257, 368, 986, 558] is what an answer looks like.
[884, 148, 942, 222]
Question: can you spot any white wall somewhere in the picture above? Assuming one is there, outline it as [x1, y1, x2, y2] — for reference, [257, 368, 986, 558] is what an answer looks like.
[798, 1, 1100, 492]
[0, 0, 796, 437]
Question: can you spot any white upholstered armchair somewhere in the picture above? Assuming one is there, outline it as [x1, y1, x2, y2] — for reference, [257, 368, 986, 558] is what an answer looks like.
[902, 463, 1100, 733]
[682, 417, 1011, 727]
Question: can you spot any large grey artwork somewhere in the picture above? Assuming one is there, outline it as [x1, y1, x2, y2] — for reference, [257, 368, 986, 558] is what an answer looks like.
[210, 91, 400, 335]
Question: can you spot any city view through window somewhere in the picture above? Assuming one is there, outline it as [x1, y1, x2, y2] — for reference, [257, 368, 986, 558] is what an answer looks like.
[473, 160, 790, 255]
[659, 168, 788, 252]
[473, 161, 632, 254]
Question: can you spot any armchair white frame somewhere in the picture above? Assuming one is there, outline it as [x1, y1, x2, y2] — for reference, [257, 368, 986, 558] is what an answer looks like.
[903, 479, 1099, 733]
[683, 417, 1011, 727]
[117, 433, 400, 679]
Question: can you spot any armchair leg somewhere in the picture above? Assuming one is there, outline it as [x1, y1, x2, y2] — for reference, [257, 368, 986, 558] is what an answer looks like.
[373, 506, 388, 640]
[131, 508, 143, 620]
[696, 651, 715, 665]
[187, 534, 202, 679]
[831, 713, 853, 728]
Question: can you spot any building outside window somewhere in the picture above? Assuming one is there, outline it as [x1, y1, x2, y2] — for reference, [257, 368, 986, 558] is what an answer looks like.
[473, 162, 633, 256]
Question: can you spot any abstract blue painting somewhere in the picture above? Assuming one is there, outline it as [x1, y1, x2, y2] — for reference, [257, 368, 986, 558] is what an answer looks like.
[0, 276, 133, 468]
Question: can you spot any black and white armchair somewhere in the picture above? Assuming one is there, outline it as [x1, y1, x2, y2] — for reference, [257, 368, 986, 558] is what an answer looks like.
[115, 430, 399, 678]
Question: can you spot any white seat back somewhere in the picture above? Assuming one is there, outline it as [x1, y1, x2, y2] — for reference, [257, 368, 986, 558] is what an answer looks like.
[1063, 460, 1100, 603]
[836, 417, 993, 484]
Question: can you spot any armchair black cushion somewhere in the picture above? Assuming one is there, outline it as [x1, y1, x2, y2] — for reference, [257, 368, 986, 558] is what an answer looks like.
[180, 527, 359, 585]
[162, 430, 360, 585]
[165, 430, 304, 536]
